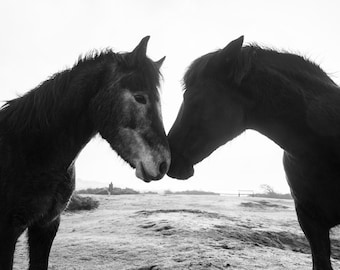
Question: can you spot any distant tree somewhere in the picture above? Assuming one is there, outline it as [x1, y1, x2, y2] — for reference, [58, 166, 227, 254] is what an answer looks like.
[77, 187, 109, 195]
[110, 187, 139, 195]
[77, 186, 139, 195]
[163, 190, 219, 195]
[96, 189, 109, 195]
[260, 184, 275, 195]
[253, 184, 292, 199]
[143, 191, 158, 194]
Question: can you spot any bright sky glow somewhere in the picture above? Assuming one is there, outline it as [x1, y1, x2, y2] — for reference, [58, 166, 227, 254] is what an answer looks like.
[1, 0, 339, 193]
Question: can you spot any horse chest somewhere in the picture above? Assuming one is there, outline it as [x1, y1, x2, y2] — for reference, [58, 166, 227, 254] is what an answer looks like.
[283, 152, 340, 225]
[5, 166, 75, 227]
[40, 167, 76, 224]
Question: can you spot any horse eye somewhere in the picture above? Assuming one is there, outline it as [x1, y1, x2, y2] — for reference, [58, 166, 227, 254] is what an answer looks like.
[134, 95, 147, 104]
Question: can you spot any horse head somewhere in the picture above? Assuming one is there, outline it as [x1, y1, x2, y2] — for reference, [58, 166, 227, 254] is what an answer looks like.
[90, 36, 170, 182]
[167, 36, 249, 179]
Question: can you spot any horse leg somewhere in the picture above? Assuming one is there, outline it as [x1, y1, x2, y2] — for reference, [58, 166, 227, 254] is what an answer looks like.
[0, 219, 25, 270]
[27, 216, 60, 270]
[296, 205, 333, 270]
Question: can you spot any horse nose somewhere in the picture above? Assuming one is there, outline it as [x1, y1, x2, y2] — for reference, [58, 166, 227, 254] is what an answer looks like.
[159, 161, 168, 176]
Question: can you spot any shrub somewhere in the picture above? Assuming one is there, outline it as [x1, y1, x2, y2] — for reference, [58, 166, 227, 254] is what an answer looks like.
[66, 194, 99, 212]
[76, 187, 139, 195]
[76, 188, 109, 195]
[110, 187, 139, 195]
[164, 190, 219, 195]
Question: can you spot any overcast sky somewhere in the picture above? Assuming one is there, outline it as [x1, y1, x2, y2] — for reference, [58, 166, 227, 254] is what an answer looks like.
[1, 0, 339, 193]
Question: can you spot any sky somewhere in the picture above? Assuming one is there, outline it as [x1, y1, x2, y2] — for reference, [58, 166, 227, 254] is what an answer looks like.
[1, 0, 340, 194]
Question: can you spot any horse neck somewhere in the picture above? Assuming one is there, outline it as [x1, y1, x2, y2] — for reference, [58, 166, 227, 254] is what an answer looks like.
[243, 70, 336, 158]
[4, 61, 108, 168]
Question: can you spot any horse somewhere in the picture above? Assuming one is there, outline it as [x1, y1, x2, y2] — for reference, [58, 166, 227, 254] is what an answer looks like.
[167, 36, 340, 270]
[0, 36, 170, 270]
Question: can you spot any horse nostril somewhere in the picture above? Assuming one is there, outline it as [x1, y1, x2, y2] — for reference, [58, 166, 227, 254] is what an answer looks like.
[159, 161, 168, 175]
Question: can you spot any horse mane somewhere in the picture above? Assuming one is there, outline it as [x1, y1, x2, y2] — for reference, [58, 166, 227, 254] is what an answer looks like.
[184, 44, 338, 95]
[0, 49, 161, 137]
[0, 51, 111, 136]
[247, 44, 337, 87]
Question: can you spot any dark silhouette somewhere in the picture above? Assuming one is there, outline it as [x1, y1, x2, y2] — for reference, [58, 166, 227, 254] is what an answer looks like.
[108, 182, 114, 194]
[168, 36, 340, 270]
[0, 36, 170, 270]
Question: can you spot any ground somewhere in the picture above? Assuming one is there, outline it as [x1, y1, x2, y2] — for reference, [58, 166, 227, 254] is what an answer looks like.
[13, 195, 340, 270]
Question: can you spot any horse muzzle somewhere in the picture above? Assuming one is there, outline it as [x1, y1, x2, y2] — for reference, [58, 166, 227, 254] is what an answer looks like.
[136, 158, 170, 183]
[167, 149, 194, 180]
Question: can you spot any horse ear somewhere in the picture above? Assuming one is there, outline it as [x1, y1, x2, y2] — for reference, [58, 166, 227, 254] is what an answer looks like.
[155, 56, 166, 69]
[207, 36, 244, 72]
[222, 36, 250, 85]
[131, 36, 150, 62]
[221, 36, 244, 62]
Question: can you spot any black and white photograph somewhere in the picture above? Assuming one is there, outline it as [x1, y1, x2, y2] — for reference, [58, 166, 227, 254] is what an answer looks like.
[1, 1, 340, 269]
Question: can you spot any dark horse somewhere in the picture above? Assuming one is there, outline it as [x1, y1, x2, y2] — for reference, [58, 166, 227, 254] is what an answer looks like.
[167, 36, 340, 270]
[0, 36, 170, 270]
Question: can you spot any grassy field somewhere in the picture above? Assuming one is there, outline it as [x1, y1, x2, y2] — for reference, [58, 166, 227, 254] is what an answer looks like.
[13, 195, 340, 270]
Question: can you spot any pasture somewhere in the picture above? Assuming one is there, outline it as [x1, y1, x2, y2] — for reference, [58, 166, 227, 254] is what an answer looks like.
[13, 195, 340, 269]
